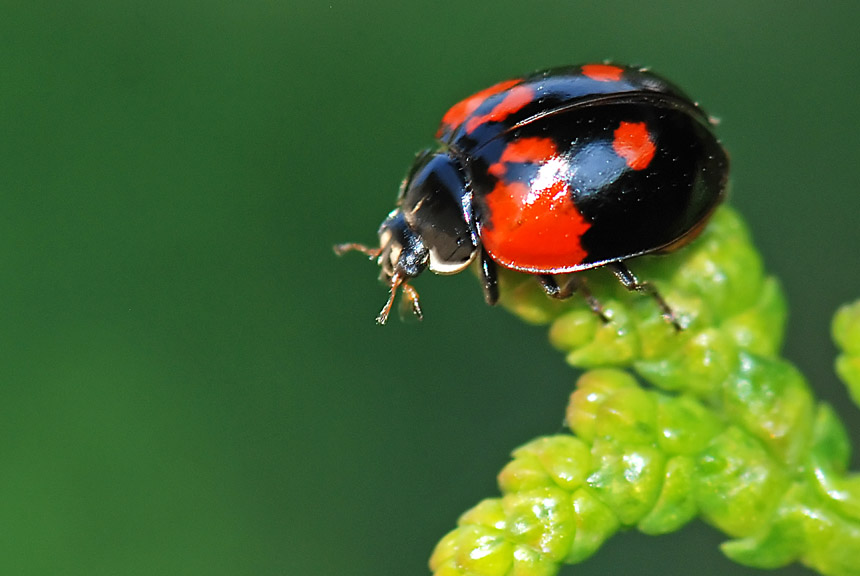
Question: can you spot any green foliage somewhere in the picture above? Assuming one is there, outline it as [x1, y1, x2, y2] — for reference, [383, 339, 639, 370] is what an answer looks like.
[429, 207, 860, 576]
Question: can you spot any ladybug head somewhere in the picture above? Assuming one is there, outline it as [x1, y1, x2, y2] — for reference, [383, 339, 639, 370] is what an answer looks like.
[335, 151, 478, 324]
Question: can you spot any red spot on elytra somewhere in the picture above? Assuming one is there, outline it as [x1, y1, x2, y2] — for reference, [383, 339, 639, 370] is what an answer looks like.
[488, 137, 558, 178]
[465, 84, 535, 133]
[581, 64, 624, 82]
[438, 79, 521, 137]
[612, 121, 656, 170]
[482, 147, 591, 271]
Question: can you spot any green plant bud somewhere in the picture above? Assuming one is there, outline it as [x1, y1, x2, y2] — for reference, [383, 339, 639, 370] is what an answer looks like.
[694, 426, 788, 537]
[563, 302, 642, 368]
[833, 300, 860, 356]
[498, 454, 554, 494]
[565, 487, 621, 564]
[672, 207, 764, 321]
[726, 477, 860, 576]
[720, 277, 787, 357]
[429, 528, 462, 573]
[432, 524, 513, 576]
[637, 455, 698, 535]
[635, 328, 739, 398]
[721, 353, 814, 466]
[811, 463, 860, 523]
[502, 486, 576, 562]
[810, 403, 851, 473]
[655, 394, 724, 456]
[831, 303, 860, 417]
[594, 386, 658, 445]
[495, 266, 572, 326]
[506, 436, 592, 493]
[505, 545, 559, 576]
[459, 498, 508, 530]
[586, 438, 666, 526]
[834, 355, 860, 407]
[566, 370, 639, 442]
[629, 299, 690, 360]
[799, 504, 860, 576]
[548, 309, 599, 354]
[719, 483, 808, 569]
[431, 500, 513, 576]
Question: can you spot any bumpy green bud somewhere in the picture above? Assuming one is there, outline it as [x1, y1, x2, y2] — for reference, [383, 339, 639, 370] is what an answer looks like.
[637, 455, 697, 534]
[655, 394, 722, 455]
[720, 353, 814, 466]
[566, 487, 620, 563]
[720, 277, 787, 357]
[810, 403, 851, 474]
[499, 436, 592, 494]
[587, 438, 666, 525]
[430, 500, 511, 576]
[635, 328, 739, 398]
[833, 300, 860, 356]
[694, 426, 788, 537]
[670, 206, 765, 322]
[430, 206, 860, 576]
[565, 369, 638, 443]
[834, 300, 860, 407]
[502, 486, 576, 561]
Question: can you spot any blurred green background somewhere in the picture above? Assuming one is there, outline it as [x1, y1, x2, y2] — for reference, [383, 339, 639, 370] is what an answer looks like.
[2, 1, 859, 575]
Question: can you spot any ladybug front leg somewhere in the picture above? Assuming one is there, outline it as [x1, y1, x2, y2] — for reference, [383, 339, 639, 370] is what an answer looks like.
[537, 274, 610, 323]
[375, 272, 423, 325]
[608, 262, 681, 330]
[333, 242, 381, 259]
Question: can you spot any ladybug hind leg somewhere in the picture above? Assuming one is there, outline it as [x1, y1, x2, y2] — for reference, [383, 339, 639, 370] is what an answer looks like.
[538, 274, 610, 323]
[608, 262, 682, 331]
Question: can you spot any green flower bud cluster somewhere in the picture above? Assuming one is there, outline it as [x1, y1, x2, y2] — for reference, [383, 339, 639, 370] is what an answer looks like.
[429, 207, 860, 576]
[834, 301, 860, 409]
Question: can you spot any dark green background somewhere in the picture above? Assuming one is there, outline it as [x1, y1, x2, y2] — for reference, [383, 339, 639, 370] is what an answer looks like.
[2, 2, 859, 575]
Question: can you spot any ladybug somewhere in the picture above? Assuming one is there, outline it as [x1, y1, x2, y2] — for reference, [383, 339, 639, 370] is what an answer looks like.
[336, 63, 728, 325]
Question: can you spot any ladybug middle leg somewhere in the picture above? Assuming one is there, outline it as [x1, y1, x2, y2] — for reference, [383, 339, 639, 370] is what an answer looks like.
[537, 274, 610, 323]
[608, 262, 682, 331]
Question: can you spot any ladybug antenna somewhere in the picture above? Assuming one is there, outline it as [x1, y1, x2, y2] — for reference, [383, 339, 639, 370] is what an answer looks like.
[377, 272, 423, 325]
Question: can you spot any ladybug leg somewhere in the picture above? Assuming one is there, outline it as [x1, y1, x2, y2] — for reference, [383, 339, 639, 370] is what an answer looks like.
[333, 242, 381, 260]
[608, 262, 682, 330]
[479, 248, 500, 305]
[399, 281, 423, 321]
[538, 274, 610, 323]
[376, 272, 423, 325]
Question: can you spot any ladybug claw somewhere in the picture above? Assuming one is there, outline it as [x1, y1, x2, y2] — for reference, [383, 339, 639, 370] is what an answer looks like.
[401, 283, 423, 321]
[375, 273, 423, 325]
[375, 306, 393, 325]
[375, 289, 396, 325]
